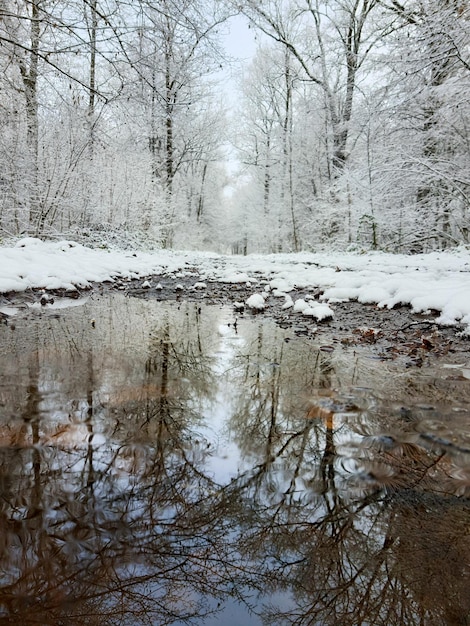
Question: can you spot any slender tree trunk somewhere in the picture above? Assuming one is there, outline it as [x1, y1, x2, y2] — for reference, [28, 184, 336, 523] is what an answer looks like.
[281, 51, 299, 251]
[263, 134, 271, 216]
[196, 163, 207, 222]
[80, 0, 99, 229]
[164, 34, 174, 196]
[160, 15, 176, 248]
[88, 1, 97, 116]
[19, 0, 40, 231]
[88, 0, 98, 140]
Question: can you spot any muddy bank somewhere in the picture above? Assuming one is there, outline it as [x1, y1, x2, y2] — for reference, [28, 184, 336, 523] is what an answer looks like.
[1, 273, 468, 368]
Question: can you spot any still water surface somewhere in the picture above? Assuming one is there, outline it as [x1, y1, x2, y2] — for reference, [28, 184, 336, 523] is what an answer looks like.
[0, 294, 469, 625]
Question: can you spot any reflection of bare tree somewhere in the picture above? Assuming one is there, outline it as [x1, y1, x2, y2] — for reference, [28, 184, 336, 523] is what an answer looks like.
[0, 298, 246, 624]
[214, 425, 470, 626]
[0, 443, 241, 623]
[0, 399, 247, 623]
[220, 322, 470, 626]
[0, 298, 469, 625]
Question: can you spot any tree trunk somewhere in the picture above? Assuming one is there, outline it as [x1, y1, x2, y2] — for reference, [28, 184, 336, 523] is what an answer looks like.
[19, 0, 40, 231]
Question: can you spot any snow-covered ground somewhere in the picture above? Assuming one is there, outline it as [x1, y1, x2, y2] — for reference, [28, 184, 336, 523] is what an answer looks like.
[1, 237, 470, 332]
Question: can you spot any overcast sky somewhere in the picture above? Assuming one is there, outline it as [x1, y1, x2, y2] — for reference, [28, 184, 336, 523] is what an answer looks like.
[219, 13, 258, 102]
[223, 14, 258, 60]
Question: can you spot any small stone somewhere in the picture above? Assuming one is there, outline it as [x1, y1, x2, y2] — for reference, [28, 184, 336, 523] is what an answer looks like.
[40, 293, 54, 306]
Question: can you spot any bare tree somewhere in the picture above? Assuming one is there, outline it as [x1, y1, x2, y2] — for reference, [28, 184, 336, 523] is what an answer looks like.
[236, 0, 384, 177]
[369, 0, 470, 249]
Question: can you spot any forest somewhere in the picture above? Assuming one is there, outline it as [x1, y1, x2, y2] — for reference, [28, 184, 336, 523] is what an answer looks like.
[0, 0, 469, 254]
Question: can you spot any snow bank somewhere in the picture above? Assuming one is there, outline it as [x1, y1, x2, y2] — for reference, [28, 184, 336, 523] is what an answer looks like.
[0, 238, 216, 292]
[1, 238, 469, 332]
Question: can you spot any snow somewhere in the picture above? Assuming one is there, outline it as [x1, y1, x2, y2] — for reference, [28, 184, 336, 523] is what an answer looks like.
[302, 302, 334, 321]
[269, 277, 293, 293]
[1, 238, 470, 332]
[282, 294, 294, 310]
[222, 271, 251, 283]
[293, 298, 309, 313]
[246, 293, 266, 310]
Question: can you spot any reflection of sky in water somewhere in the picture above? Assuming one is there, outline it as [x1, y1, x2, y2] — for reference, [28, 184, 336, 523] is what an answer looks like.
[197, 311, 248, 485]
[0, 293, 470, 625]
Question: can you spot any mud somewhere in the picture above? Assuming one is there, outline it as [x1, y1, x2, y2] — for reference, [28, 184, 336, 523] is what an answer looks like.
[1, 273, 468, 368]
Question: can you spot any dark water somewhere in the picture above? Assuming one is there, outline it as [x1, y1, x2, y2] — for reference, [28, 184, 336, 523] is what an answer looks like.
[0, 293, 469, 625]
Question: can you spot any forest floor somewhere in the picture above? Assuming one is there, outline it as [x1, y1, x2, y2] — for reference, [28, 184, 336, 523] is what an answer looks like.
[2, 273, 469, 370]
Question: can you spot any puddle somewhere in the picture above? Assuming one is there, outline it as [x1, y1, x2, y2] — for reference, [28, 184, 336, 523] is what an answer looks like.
[0, 293, 469, 625]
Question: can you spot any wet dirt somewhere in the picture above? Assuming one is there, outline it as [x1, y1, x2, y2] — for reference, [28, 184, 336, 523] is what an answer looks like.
[1, 273, 468, 370]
